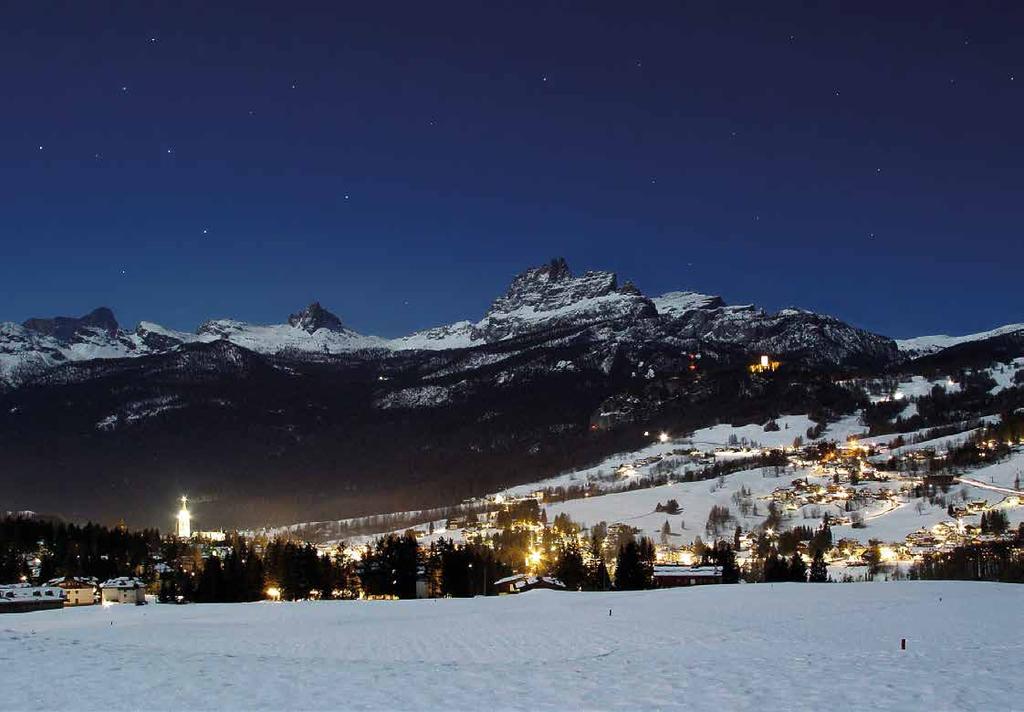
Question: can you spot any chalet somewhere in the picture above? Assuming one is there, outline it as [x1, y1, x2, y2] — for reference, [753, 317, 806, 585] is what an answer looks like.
[100, 577, 147, 604]
[493, 574, 566, 595]
[44, 577, 97, 606]
[652, 565, 723, 588]
[0, 584, 66, 613]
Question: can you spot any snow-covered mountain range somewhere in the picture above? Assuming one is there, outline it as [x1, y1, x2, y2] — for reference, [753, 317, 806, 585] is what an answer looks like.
[2, 258, 1021, 528]
[896, 322, 1024, 358]
[0, 257, 945, 389]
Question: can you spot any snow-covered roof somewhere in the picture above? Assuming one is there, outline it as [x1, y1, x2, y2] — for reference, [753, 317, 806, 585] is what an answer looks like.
[653, 566, 723, 578]
[0, 585, 66, 601]
[100, 577, 145, 589]
[44, 576, 97, 588]
[494, 574, 566, 590]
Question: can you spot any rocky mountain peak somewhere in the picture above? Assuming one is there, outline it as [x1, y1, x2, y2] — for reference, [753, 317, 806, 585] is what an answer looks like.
[22, 307, 119, 342]
[489, 258, 623, 316]
[287, 302, 346, 334]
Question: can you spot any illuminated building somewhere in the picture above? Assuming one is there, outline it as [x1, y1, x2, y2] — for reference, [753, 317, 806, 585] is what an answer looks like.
[176, 496, 192, 540]
[749, 354, 781, 374]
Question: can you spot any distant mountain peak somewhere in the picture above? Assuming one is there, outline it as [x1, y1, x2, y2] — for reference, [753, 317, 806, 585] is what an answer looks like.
[287, 302, 345, 334]
[22, 307, 119, 342]
[490, 258, 624, 314]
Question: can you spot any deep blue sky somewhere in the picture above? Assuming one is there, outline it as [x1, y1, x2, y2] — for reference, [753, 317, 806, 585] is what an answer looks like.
[2, 2, 1021, 338]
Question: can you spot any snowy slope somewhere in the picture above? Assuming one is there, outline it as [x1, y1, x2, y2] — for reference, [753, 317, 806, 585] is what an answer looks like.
[898, 322, 1024, 357]
[651, 290, 725, 317]
[3, 582, 1020, 710]
[543, 466, 805, 544]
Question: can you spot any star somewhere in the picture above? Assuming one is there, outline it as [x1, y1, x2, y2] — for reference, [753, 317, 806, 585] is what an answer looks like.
[166, 148, 173, 154]
[202, 229, 208, 235]
[291, 83, 297, 89]
[344, 194, 350, 200]
[542, 76, 548, 82]
[37, 145, 43, 151]
[121, 86, 128, 92]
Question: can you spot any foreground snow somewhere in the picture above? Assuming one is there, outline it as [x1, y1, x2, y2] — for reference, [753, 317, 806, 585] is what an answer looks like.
[2, 582, 1020, 710]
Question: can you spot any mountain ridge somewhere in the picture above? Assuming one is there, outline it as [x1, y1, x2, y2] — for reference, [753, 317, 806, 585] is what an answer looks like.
[4, 257, 1020, 394]
[1, 258, 917, 390]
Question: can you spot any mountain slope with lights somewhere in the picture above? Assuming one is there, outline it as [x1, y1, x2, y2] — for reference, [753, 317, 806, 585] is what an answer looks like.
[0, 258, 1021, 528]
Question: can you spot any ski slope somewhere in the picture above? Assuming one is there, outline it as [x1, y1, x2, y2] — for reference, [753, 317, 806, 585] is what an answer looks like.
[543, 466, 804, 544]
[2, 582, 1019, 710]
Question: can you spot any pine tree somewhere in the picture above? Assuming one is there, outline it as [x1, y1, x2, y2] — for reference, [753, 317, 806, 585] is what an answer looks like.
[554, 539, 587, 591]
[809, 549, 828, 583]
[788, 552, 807, 582]
[590, 560, 611, 591]
[614, 538, 654, 590]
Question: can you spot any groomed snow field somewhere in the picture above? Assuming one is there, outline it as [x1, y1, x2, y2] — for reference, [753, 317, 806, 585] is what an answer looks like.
[2, 581, 1020, 711]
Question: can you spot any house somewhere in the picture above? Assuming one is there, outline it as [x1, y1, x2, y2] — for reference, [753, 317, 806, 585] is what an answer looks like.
[652, 565, 723, 588]
[493, 574, 566, 595]
[0, 584, 66, 614]
[44, 577, 98, 606]
[100, 577, 147, 604]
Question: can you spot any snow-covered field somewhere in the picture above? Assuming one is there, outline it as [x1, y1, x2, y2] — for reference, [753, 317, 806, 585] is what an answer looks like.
[542, 466, 799, 545]
[2, 582, 1020, 711]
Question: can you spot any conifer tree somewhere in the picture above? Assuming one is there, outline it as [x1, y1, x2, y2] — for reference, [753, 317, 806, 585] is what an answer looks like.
[788, 552, 807, 582]
[809, 548, 828, 583]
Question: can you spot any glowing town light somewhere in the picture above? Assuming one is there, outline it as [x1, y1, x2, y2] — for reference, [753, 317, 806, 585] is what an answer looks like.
[658, 432, 670, 444]
[176, 495, 191, 539]
[265, 586, 281, 601]
[878, 546, 898, 563]
[760, 354, 770, 369]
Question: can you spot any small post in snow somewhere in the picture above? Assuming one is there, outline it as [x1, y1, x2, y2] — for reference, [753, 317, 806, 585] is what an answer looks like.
[609, 609, 612, 617]
[900, 638, 906, 651]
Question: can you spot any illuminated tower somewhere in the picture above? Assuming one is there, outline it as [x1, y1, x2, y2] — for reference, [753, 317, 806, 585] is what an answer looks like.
[176, 496, 192, 539]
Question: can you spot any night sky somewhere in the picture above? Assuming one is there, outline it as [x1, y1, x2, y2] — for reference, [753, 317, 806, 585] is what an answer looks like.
[3, 2, 1021, 339]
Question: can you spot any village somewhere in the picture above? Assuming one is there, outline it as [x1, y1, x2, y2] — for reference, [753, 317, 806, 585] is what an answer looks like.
[4, 402, 1022, 612]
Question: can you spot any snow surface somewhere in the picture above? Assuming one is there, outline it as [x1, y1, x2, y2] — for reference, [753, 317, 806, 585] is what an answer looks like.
[651, 290, 721, 317]
[897, 322, 1024, 356]
[543, 466, 804, 544]
[3, 582, 1020, 710]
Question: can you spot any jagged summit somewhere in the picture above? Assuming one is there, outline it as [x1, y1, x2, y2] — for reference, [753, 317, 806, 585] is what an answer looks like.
[288, 302, 346, 334]
[22, 307, 119, 341]
[474, 258, 657, 342]
[489, 257, 625, 315]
